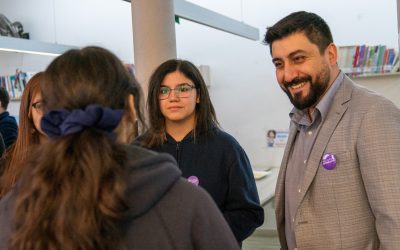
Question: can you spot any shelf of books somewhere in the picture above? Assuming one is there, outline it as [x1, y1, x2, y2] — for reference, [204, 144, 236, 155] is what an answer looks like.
[0, 70, 35, 100]
[338, 45, 400, 78]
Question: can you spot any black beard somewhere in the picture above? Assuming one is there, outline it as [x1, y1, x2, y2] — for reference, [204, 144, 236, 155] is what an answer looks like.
[283, 70, 330, 110]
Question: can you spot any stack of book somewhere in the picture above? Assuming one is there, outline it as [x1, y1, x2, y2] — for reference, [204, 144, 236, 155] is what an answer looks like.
[338, 45, 399, 76]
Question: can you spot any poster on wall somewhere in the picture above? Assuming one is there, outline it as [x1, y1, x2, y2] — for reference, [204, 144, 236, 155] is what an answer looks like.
[266, 129, 288, 148]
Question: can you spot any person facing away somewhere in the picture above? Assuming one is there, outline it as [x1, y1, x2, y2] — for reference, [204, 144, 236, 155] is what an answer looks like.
[0, 87, 18, 149]
[136, 59, 264, 245]
[0, 47, 239, 250]
[263, 11, 400, 250]
[0, 72, 47, 198]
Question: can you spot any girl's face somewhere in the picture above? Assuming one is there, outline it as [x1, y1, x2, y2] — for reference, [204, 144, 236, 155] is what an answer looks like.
[30, 91, 45, 136]
[158, 71, 199, 127]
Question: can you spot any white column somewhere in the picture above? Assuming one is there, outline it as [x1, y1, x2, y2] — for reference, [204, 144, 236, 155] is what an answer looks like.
[397, 0, 400, 50]
[131, 0, 177, 101]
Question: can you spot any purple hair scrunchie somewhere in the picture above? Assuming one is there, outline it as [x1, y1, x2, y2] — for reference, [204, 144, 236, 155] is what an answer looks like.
[41, 104, 124, 139]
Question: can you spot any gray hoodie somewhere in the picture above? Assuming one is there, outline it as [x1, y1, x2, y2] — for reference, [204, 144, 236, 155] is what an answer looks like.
[0, 145, 239, 249]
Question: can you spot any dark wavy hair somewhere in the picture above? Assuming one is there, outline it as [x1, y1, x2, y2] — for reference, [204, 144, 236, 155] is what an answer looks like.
[263, 11, 333, 55]
[10, 46, 143, 250]
[140, 59, 219, 147]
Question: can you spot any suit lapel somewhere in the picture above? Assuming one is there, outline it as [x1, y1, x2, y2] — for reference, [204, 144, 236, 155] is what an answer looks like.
[295, 76, 353, 211]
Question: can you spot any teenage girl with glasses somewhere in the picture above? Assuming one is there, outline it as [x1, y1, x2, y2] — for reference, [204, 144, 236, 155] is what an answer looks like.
[137, 59, 264, 245]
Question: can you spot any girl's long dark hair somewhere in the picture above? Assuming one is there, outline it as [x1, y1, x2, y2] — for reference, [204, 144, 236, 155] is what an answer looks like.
[10, 46, 142, 250]
[141, 59, 219, 147]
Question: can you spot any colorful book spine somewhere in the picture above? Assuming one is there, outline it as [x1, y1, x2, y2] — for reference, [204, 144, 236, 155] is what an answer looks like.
[0, 70, 33, 99]
[338, 45, 399, 76]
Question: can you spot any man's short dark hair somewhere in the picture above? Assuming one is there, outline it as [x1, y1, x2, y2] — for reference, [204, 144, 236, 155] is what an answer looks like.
[0, 87, 10, 110]
[263, 11, 333, 55]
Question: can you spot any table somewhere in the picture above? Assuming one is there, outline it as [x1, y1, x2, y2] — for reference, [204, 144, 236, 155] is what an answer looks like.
[254, 167, 279, 206]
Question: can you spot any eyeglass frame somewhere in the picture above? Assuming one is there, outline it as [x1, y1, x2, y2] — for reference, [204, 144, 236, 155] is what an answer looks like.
[158, 83, 197, 100]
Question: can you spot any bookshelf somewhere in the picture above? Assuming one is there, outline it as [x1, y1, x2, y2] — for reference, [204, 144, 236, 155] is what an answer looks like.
[339, 43, 400, 107]
[0, 37, 76, 101]
[338, 45, 399, 78]
[0, 37, 76, 117]
[0, 70, 35, 100]
[348, 72, 400, 79]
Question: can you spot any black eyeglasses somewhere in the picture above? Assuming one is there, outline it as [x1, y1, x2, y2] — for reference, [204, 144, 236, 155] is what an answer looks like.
[32, 101, 43, 113]
[159, 83, 196, 100]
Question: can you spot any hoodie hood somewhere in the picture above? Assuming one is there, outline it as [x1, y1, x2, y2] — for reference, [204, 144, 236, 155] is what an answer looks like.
[122, 145, 181, 219]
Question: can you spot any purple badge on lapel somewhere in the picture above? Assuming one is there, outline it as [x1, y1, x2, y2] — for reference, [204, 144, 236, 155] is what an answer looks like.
[187, 176, 199, 186]
[321, 153, 336, 170]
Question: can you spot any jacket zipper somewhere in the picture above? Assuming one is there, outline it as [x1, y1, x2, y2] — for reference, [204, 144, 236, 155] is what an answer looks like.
[176, 142, 181, 167]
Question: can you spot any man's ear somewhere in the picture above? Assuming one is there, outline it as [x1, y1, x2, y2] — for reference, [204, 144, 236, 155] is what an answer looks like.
[326, 43, 338, 66]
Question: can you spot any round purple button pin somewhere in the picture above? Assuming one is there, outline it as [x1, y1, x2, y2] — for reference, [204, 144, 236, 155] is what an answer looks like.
[321, 153, 336, 170]
[187, 176, 199, 186]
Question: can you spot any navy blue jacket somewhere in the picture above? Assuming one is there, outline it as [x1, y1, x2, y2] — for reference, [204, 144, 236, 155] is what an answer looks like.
[139, 128, 264, 243]
[0, 112, 18, 149]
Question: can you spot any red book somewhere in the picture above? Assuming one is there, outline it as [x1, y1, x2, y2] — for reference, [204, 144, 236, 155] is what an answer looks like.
[352, 45, 360, 75]
[381, 49, 389, 73]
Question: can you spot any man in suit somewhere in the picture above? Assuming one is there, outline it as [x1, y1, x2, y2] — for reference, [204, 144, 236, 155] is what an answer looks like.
[263, 11, 400, 249]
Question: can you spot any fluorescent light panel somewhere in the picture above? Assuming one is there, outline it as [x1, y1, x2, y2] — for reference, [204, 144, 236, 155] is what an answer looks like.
[174, 0, 259, 40]
[123, 0, 259, 41]
[0, 36, 77, 56]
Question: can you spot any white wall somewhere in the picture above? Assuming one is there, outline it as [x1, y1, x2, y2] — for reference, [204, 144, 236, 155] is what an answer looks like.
[0, 0, 398, 168]
[0, 0, 133, 66]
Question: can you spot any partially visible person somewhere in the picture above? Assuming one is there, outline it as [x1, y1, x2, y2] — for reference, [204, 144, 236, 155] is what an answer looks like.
[0, 72, 47, 198]
[124, 64, 146, 139]
[137, 59, 264, 245]
[264, 11, 400, 249]
[0, 46, 239, 250]
[0, 87, 18, 149]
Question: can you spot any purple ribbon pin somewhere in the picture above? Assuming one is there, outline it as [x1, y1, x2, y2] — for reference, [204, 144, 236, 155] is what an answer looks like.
[187, 176, 199, 186]
[321, 153, 336, 170]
